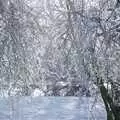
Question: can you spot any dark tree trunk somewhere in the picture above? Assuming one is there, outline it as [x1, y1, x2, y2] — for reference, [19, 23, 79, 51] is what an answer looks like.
[99, 80, 120, 120]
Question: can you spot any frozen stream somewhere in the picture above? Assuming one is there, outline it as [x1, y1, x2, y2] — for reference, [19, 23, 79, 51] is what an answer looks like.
[0, 97, 106, 120]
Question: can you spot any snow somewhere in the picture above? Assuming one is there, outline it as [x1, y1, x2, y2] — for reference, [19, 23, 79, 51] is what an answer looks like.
[31, 89, 45, 97]
[104, 83, 111, 90]
[56, 81, 69, 86]
[0, 97, 106, 120]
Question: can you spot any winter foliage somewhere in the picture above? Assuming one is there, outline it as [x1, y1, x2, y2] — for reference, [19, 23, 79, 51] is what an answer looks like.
[0, 0, 120, 119]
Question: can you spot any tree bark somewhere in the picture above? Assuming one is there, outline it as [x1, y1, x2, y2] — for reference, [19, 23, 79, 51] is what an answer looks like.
[99, 80, 120, 120]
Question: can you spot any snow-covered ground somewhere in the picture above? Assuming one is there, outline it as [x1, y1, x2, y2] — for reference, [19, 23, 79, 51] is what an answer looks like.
[0, 97, 106, 120]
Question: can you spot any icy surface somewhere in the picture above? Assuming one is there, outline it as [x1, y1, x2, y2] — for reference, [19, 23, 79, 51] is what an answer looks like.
[0, 97, 106, 120]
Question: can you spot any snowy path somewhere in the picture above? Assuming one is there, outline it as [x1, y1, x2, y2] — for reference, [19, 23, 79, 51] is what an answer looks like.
[0, 97, 106, 120]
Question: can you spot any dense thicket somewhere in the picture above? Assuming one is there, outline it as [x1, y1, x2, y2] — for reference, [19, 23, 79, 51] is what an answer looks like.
[0, 0, 120, 119]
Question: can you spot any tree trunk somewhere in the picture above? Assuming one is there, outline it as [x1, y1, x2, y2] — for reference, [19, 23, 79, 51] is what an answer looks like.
[99, 81, 120, 120]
